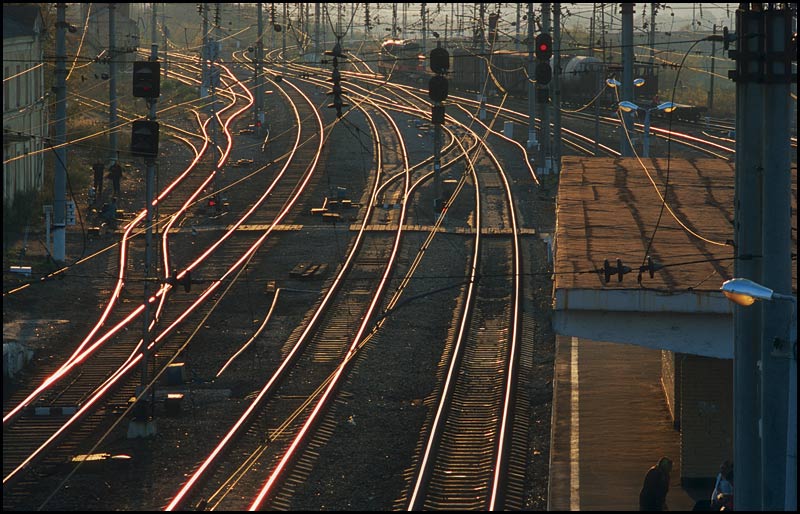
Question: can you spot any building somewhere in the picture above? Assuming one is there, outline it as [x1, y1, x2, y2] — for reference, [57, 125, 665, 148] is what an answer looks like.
[3, 4, 46, 208]
[552, 157, 797, 485]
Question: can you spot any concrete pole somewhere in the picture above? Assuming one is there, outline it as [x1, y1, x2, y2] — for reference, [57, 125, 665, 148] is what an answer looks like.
[732, 6, 764, 511]
[589, 3, 596, 57]
[479, 3, 486, 120]
[553, 3, 562, 175]
[760, 9, 793, 509]
[138, 38, 159, 430]
[620, 3, 634, 157]
[306, 3, 310, 50]
[202, 3, 209, 97]
[433, 111, 442, 211]
[541, 3, 551, 167]
[53, 3, 67, 263]
[649, 3, 656, 66]
[255, 3, 263, 125]
[392, 3, 398, 40]
[421, 3, 426, 56]
[162, 3, 168, 78]
[708, 24, 716, 115]
[270, 3, 275, 51]
[527, 3, 537, 150]
[601, 3, 606, 64]
[515, 3, 520, 51]
[282, 3, 287, 58]
[314, 3, 320, 59]
[642, 108, 652, 158]
[151, 3, 157, 47]
[109, 3, 118, 163]
[594, 69, 601, 155]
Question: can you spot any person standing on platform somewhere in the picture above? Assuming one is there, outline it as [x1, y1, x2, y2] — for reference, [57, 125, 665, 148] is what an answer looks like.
[710, 460, 734, 510]
[639, 456, 673, 511]
[108, 158, 123, 197]
[92, 161, 104, 202]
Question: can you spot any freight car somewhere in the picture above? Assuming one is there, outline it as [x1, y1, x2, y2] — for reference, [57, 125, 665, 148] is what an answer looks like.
[448, 48, 706, 122]
[378, 39, 426, 80]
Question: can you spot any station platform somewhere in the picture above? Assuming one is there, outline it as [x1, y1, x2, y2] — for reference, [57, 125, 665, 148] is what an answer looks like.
[548, 335, 708, 511]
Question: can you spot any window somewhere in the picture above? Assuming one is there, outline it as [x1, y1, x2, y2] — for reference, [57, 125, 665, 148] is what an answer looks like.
[3, 66, 9, 110]
[16, 65, 21, 107]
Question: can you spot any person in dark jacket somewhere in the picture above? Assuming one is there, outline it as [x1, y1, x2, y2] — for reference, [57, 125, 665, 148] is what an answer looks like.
[639, 456, 673, 510]
[92, 161, 104, 201]
[107, 160, 123, 196]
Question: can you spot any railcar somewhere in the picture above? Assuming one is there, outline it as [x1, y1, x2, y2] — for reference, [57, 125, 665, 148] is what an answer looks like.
[378, 39, 426, 80]
[448, 48, 706, 122]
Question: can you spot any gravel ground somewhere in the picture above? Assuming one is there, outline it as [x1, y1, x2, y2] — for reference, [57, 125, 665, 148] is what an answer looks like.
[3, 73, 556, 511]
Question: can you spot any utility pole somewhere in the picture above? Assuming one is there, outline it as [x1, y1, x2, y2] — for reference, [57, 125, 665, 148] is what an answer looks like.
[553, 3, 561, 175]
[201, 3, 209, 97]
[649, 3, 656, 66]
[731, 6, 764, 511]
[314, 3, 321, 59]
[589, 3, 596, 57]
[138, 11, 161, 439]
[759, 9, 794, 510]
[211, 3, 221, 200]
[478, 3, 486, 120]
[541, 3, 551, 168]
[620, 3, 634, 157]
[421, 3, 427, 56]
[151, 3, 157, 55]
[708, 24, 717, 115]
[53, 3, 68, 263]
[428, 47, 449, 213]
[162, 2, 168, 78]
[601, 3, 606, 65]
[270, 3, 275, 52]
[255, 2, 263, 130]
[526, 2, 537, 150]
[364, 3, 370, 44]
[282, 3, 287, 58]
[515, 3, 520, 51]
[392, 3, 398, 39]
[109, 3, 119, 163]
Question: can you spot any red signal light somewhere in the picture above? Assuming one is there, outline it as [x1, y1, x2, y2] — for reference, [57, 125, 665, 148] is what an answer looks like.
[534, 33, 553, 61]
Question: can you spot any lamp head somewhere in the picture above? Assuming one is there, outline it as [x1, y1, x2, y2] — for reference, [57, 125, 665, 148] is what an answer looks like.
[618, 100, 640, 112]
[633, 77, 646, 87]
[720, 278, 775, 306]
[606, 78, 621, 88]
[657, 101, 677, 113]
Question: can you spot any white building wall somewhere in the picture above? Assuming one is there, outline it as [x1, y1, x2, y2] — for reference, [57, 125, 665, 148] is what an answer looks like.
[3, 21, 46, 208]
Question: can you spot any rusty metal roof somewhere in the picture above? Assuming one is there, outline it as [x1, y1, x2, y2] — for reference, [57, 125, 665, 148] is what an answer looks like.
[554, 156, 797, 294]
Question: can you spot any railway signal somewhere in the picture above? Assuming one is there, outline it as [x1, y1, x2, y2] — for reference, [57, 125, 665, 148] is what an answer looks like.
[325, 41, 348, 117]
[534, 33, 552, 61]
[429, 47, 450, 74]
[428, 74, 449, 103]
[534, 33, 552, 103]
[132, 61, 161, 98]
[535, 61, 552, 85]
[428, 47, 449, 213]
[130, 120, 159, 159]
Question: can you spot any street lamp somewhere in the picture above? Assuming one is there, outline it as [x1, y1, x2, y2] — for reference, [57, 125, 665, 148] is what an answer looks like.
[616, 100, 677, 157]
[721, 278, 797, 511]
[606, 77, 647, 156]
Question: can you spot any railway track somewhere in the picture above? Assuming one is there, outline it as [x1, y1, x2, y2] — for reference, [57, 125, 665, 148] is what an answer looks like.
[5, 43, 554, 511]
[2, 51, 327, 510]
